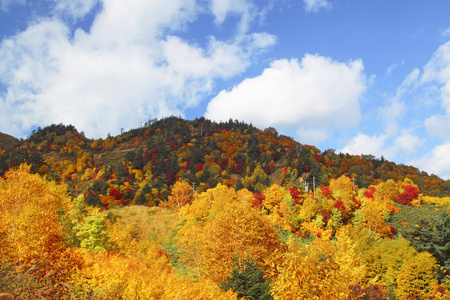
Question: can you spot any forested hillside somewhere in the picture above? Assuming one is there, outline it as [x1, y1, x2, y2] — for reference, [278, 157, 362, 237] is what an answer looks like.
[1, 116, 449, 205]
[1, 117, 450, 299]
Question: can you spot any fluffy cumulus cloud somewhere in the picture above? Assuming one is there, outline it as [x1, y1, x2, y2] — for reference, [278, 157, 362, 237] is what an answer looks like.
[0, 0, 275, 138]
[406, 40, 450, 177]
[422, 41, 450, 137]
[205, 54, 367, 145]
[339, 130, 423, 161]
[341, 40, 450, 177]
[340, 134, 389, 159]
[412, 142, 450, 179]
[303, 0, 332, 13]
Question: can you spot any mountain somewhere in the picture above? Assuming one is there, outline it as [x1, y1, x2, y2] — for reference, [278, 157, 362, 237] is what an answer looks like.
[0, 117, 449, 205]
[0, 132, 19, 150]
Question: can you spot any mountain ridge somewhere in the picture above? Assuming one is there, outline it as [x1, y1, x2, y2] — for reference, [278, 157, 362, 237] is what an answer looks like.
[0, 117, 448, 203]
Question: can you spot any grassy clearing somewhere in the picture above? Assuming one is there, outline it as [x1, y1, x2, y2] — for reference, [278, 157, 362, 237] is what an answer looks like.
[109, 205, 179, 245]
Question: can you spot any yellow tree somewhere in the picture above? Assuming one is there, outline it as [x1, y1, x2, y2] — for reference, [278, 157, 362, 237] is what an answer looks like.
[177, 184, 283, 283]
[0, 164, 82, 284]
[329, 176, 358, 219]
[168, 180, 194, 210]
[0, 164, 66, 264]
[271, 238, 351, 299]
[263, 184, 293, 230]
[334, 226, 366, 286]
[396, 251, 437, 299]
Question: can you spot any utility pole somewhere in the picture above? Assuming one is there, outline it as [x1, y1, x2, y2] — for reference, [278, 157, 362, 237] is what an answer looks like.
[313, 176, 316, 197]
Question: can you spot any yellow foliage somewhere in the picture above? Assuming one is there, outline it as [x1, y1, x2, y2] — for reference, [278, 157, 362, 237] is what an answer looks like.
[74, 250, 172, 299]
[168, 180, 193, 210]
[396, 251, 437, 299]
[423, 196, 450, 212]
[263, 184, 288, 213]
[329, 176, 358, 216]
[360, 198, 392, 236]
[299, 193, 320, 221]
[0, 164, 67, 264]
[271, 239, 351, 299]
[0, 164, 83, 284]
[334, 226, 366, 286]
[177, 185, 283, 283]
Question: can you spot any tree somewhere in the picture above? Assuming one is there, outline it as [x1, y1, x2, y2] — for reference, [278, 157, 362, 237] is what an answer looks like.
[168, 180, 193, 210]
[75, 207, 109, 253]
[177, 185, 282, 283]
[0, 164, 81, 285]
[271, 239, 351, 299]
[133, 148, 145, 170]
[221, 257, 273, 300]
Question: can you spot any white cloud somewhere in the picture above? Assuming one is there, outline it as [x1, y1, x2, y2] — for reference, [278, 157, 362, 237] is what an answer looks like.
[303, 0, 331, 13]
[421, 41, 450, 86]
[340, 130, 423, 162]
[50, 0, 101, 19]
[0, 0, 274, 138]
[379, 68, 420, 137]
[385, 59, 404, 77]
[209, 0, 265, 37]
[391, 130, 424, 154]
[0, 0, 25, 11]
[411, 142, 450, 179]
[420, 41, 450, 140]
[379, 100, 405, 136]
[340, 133, 390, 159]
[296, 127, 331, 146]
[442, 26, 450, 37]
[205, 54, 367, 144]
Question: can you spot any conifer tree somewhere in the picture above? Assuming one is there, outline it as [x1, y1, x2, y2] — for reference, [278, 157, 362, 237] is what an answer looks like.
[221, 258, 273, 300]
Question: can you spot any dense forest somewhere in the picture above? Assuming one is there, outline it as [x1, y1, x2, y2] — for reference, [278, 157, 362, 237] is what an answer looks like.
[1, 117, 450, 299]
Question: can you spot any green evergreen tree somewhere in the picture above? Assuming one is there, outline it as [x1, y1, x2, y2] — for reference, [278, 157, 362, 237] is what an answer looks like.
[133, 149, 145, 170]
[389, 204, 450, 282]
[85, 191, 103, 207]
[221, 258, 273, 300]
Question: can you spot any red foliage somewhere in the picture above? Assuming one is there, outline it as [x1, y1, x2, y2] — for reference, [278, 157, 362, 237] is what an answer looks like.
[195, 163, 203, 171]
[348, 284, 387, 299]
[109, 187, 122, 200]
[220, 158, 229, 170]
[396, 185, 419, 206]
[320, 186, 333, 199]
[334, 199, 346, 211]
[252, 193, 265, 210]
[364, 186, 376, 199]
[321, 209, 330, 225]
[405, 185, 419, 199]
[315, 231, 322, 238]
[390, 226, 397, 233]
[166, 170, 177, 185]
[289, 187, 302, 205]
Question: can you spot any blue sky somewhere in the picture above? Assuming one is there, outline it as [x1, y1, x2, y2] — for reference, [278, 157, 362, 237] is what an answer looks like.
[1, 1, 450, 179]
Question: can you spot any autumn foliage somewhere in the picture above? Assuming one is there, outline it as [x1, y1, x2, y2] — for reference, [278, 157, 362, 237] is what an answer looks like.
[1, 118, 450, 298]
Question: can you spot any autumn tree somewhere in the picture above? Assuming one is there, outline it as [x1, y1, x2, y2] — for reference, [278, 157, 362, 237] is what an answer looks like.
[168, 180, 194, 210]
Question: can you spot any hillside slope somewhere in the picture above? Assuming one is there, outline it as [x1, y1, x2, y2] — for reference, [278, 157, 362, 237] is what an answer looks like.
[0, 117, 449, 205]
[0, 132, 19, 150]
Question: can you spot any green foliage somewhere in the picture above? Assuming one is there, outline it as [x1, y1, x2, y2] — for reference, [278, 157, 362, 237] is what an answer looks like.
[389, 203, 450, 281]
[75, 207, 109, 253]
[221, 257, 273, 300]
